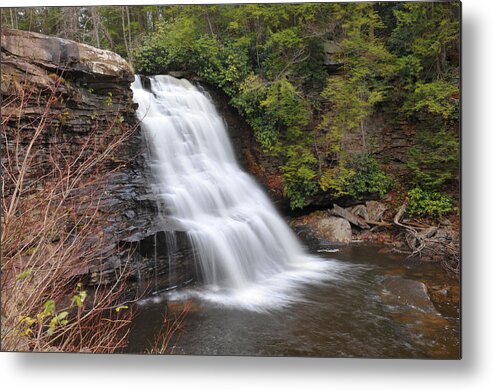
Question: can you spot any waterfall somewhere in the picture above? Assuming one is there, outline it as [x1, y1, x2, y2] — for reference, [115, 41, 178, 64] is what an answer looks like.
[132, 75, 336, 310]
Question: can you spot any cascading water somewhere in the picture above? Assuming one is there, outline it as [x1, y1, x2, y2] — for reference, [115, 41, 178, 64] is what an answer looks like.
[131, 75, 338, 310]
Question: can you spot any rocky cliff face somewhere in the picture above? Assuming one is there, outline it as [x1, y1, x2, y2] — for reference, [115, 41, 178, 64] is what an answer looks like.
[1, 29, 195, 292]
[1, 28, 136, 195]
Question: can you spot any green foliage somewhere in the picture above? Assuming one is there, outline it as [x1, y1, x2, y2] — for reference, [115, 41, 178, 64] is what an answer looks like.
[281, 146, 318, 209]
[347, 153, 393, 198]
[407, 127, 459, 190]
[319, 163, 356, 199]
[318, 2, 398, 170]
[389, 3, 460, 194]
[320, 153, 391, 200]
[129, 2, 459, 209]
[16, 268, 33, 282]
[70, 283, 88, 309]
[405, 80, 459, 120]
[17, 299, 69, 338]
[16, 283, 88, 340]
[105, 91, 113, 106]
[133, 16, 219, 75]
[115, 305, 128, 313]
[406, 187, 455, 218]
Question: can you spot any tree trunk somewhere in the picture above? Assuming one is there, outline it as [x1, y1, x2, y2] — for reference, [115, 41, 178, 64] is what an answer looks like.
[126, 6, 132, 53]
[360, 118, 366, 151]
[90, 7, 101, 48]
[121, 7, 129, 58]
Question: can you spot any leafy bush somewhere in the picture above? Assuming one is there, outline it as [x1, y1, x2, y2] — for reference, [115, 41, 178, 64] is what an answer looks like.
[319, 164, 356, 198]
[406, 187, 455, 218]
[347, 153, 393, 198]
[320, 153, 392, 200]
[133, 17, 220, 75]
[404, 80, 459, 120]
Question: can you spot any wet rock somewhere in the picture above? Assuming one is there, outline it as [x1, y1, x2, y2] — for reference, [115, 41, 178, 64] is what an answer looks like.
[168, 71, 188, 78]
[313, 216, 352, 244]
[380, 276, 439, 315]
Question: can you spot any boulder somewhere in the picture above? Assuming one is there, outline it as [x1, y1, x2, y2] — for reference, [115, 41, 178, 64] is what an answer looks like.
[313, 216, 352, 244]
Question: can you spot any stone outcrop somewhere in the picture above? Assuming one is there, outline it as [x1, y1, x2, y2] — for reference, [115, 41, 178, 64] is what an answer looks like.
[314, 216, 352, 244]
[322, 40, 343, 72]
[1, 28, 136, 194]
[341, 112, 416, 177]
[1, 28, 132, 80]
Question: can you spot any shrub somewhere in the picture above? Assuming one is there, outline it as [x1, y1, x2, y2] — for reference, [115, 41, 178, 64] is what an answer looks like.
[320, 153, 392, 200]
[406, 187, 455, 218]
[347, 153, 393, 198]
[281, 146, 319, 209]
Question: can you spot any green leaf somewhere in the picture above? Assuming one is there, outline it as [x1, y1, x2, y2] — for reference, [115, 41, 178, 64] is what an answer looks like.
[115, 305, 128, 313]
[43, 300, 56, 316]
[16, 268, 33, 282]
[57, 311, 69, 320]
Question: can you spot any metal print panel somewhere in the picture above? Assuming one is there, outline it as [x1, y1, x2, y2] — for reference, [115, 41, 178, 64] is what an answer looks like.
[0, 1, 461, 358]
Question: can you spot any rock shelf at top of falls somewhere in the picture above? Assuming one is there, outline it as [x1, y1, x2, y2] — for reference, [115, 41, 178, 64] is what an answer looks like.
[131, 75, 341, 311]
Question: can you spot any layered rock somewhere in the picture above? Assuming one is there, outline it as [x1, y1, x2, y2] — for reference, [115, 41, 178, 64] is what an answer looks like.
[1, 28, 136, 195]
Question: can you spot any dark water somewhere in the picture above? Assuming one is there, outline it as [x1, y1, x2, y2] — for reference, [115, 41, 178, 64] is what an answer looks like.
[126, 245, 460, 358]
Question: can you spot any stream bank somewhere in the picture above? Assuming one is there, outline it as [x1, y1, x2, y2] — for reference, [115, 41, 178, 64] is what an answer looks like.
[289, 200, 460, 277]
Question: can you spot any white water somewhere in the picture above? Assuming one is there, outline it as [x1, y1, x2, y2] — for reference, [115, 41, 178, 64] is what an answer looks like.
[132, 75, 338, 310]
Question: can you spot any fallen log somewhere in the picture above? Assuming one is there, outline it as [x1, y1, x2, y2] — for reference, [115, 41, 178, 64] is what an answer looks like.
[331, 204, 370, 229]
